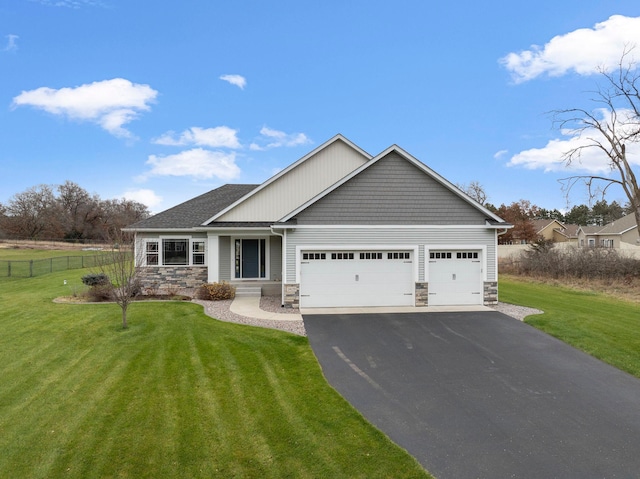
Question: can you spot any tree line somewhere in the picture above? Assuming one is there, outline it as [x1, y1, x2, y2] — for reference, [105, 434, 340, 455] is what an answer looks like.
[486, 199, 632, 244]
[0, 181, 150, 242]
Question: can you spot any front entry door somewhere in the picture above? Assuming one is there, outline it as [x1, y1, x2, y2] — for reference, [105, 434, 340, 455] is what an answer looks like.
[242, 239, 259, 278]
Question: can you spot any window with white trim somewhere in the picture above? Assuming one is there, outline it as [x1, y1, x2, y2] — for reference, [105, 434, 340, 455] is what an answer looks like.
[144, 238, 206, 266]
[146, 241, 159, 265]
[192, 241, 205, 264]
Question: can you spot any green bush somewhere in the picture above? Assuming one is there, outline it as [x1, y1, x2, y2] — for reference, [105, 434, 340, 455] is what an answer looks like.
[81, 273, 110, 287]
[197, 282, 236, 301]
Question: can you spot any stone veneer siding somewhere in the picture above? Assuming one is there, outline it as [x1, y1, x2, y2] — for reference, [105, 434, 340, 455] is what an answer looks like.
[484, 281, 498, 304]
[283, 284, 299, 309]
[415, 282, 429, 306]
[138, 267, 208, 293]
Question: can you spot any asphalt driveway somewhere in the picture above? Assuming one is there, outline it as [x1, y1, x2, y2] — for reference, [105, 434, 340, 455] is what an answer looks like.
[303, 311, 640, 479]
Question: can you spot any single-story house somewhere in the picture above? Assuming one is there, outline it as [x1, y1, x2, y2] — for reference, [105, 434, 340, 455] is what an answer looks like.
[577, 213, 640, 248]
[125, 134, 511, 308]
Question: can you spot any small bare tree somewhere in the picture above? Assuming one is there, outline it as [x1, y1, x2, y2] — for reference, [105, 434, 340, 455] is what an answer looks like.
[554, 49, 640, 234]
[456, 181, 488, 205]
[95, 232, 139, 329]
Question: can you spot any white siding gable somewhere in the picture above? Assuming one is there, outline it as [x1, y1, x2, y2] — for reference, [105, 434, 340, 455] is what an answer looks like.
[214, 137, 370, 222]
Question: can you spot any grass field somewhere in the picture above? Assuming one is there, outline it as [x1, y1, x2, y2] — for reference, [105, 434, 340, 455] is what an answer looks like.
[500, 275, 640, 379]
[0, 269, 431, 479]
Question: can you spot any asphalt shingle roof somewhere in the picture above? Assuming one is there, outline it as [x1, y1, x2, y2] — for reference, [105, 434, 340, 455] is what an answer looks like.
[125, 184, 258, 229]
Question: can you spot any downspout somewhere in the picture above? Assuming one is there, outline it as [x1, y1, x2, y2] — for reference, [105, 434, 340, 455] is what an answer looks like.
[270, 226, 286, 306]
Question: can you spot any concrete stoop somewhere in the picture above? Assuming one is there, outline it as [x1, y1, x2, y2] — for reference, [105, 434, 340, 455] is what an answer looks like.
[234, 285, 262, 297]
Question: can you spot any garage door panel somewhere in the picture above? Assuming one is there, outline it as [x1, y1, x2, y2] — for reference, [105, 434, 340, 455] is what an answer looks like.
[428, 252, 483, 306]
[300, 251, 414, 308]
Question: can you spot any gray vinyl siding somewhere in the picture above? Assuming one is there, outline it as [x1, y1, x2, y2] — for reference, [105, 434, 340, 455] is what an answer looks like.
[269, 235, 282, 281]
[285, 227, 497, 282]
[294, 152, 488, 225]
[219, 236, 231, 281]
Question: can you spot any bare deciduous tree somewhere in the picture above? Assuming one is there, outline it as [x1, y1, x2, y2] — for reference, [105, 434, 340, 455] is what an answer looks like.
[95, 233, 139, 329]
[457, 181, 488, 205]
[554, 49, 640, 234]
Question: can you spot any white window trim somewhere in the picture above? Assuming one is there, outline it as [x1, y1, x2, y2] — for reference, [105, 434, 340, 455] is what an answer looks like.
[142, 236, 207, 267]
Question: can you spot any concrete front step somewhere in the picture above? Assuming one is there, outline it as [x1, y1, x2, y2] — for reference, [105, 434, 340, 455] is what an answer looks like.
[235, 286, 262, 297]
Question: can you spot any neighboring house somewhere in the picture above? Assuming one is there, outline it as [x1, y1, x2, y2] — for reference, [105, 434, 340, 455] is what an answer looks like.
[577, 213, 640, 248]
[532, 219, 579, 243]
[125, 135, 511, 308]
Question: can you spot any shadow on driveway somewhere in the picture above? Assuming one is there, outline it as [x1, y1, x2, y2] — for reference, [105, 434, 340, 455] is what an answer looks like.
[304, 311, 640, 479]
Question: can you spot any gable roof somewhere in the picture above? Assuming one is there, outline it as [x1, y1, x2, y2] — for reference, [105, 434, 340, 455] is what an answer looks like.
[203, 134, 372, 224]
[576, 213, 638, 237]
[532, 219, 563, 233]
[595, 212, 637, 235]
[125, 184, 257, 230]
[279, 144, 506, 225]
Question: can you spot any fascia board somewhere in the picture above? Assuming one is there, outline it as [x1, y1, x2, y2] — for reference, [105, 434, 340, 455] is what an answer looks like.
[279, 144, 508, 224]
[201, 134, 372, 226]
[122, 227, 207, 233]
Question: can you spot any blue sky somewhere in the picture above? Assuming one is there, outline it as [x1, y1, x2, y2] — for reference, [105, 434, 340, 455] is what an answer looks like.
[2, 1, 640, 214]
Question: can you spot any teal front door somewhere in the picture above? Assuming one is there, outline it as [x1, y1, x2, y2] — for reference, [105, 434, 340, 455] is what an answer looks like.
[235, 238, 266, 279]
[242, 239, 259, 278]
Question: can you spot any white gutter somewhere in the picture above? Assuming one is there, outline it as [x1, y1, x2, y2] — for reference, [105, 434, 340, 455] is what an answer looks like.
[270, 225, 287, 306]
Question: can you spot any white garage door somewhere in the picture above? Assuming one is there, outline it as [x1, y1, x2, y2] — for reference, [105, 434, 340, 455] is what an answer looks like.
[300, 250, 414, 308]
[428, 250, 483, 306]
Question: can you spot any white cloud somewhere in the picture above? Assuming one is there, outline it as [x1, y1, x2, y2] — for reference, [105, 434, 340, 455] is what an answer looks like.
[500, 15, 640, 83]
[249, 126, 311, 151]
[144, 148, 241, 180]
[153, 126, 240, 148]
[507, 109, 640, 173]
[4, 34, 18, 52]
[493, 149, 508, 160]
[12, 78, 157, 138]
[122, 189, 163, 209]
[219, 74, 246, 89]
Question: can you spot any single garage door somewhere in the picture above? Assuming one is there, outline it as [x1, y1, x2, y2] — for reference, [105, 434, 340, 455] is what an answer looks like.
[300, 250, 414, 308]
[428, 250, 483, 306]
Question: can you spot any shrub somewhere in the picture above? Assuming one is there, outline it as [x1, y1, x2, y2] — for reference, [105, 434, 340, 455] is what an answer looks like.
[197, 282, 236, 301]
[81, 273, 110, 287]
[85, 284, 114, 302]
[515, 245, 640, 280]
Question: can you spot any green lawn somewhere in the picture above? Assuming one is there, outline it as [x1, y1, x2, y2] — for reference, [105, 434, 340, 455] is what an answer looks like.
[0, 270, 431, 479]
[500, 275, 640, 378]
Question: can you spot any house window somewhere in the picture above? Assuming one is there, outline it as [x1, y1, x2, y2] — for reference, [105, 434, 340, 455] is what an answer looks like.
[163, 239, 189, 265]
[192, 241, 205, 265]
[146, 241, 159, 265]
[588, 239, 595, 247]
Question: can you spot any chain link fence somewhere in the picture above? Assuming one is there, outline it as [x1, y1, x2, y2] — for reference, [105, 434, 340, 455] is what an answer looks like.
[0, 254, 119, 278]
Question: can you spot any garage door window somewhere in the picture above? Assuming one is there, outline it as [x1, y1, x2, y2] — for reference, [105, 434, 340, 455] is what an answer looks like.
[302, 253, 326, 260]
[330, 252, 354, 260]
[430, 252, 452, 259]
[360, 252, 383, 260]
[388, 252, 411, 259]
[457, 252, 479, 259]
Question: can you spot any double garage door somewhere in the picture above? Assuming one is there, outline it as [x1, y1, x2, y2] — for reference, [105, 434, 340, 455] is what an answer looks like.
[299, 249, 483, 308]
